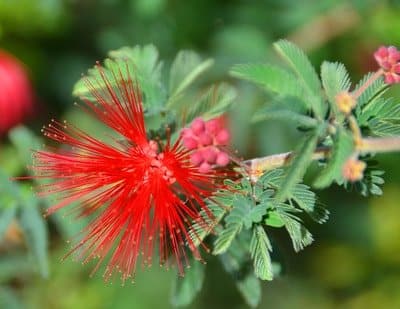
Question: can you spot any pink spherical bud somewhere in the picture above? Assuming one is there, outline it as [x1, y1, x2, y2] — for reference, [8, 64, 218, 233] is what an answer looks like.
[199, 162, 211, 173]
[215, 129, 230, 145]
[190, 151, 203, 166]
[198, 132, 213, 146]
[205, 119, 219, 134]
[191, 118, 205, 135]
[0, 50, 34, 136]
[216, 152, 229, 166]
[183, 136, 198, 150]
[202, 147, 217, 163]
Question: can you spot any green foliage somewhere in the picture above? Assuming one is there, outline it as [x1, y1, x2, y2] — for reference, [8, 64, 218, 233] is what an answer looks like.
[188, 198, 228, 248]
[219, 233, 262, 308]
[279, 211, 314, 252]
[18, 187, 49, 278]
[274, 127, 321, 203]
[167, 50, 214, 107]
[0, 170, 49, 278]
[250, 226, 273, 281]
[181, 83, 237, 125]
[274, 39, 325, 118]
[213, 179, 270, 255]
[358, 98, 400, 136]
[171, 258, 205, 307]
[230, 64, 317, 128]
[345, 165, 385, 197]
[73, 46, 165, 112]
[354, 73, 387, 112]
[313, 128, 355, 188]
[230, 64, 303, 99]
[0, 286, 23, 309]
[72, 45, 234, 134]
[320, 61, 351, 116]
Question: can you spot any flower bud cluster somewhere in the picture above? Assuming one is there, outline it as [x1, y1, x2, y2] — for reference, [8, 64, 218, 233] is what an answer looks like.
[182, 117, 230, 173]
[374, 46, 400, 84]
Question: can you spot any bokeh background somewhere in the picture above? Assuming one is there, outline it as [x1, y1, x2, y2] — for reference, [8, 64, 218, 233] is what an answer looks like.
[1, 0, 400, 308]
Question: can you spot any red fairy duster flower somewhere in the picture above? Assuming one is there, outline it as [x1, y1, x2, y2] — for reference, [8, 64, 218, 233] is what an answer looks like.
[32, 64, 230, 281]
[0, 50, 34, 136]
[374, 46, 400, 84]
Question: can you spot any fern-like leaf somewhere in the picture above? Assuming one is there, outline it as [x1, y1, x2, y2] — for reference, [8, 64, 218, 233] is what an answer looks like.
[274, 40, 324, 118]
[250, 226, 273, 281]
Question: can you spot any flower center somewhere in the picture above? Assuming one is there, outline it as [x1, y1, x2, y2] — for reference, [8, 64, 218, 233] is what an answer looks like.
[143, 140, 176, 185]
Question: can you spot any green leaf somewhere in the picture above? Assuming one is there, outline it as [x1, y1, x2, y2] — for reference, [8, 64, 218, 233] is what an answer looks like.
[0, 205, 17, 239]
[219, 233, 262, 308]
[265, 211, 285, 228]
[19, 186, 49, 278]
[182, 83, 236, 124]
[252, 107, 317, 128]
[167, 50, 214, 107]
[273, 40, 324, 118]
[73, 45, 165, 111]
[275, 128, 321, 203]
[354, 72, 387, 113]
[291, 184, 329, 224]
[320, 61, 351, 113]
[213, 195, 268, 255]
[358, 97, 400, 136]
[250, 226, 273, 280]
[235, 273, 262, 308]
[213, 222, 242, 255]
[8, 126, 41, 167]
[188, 199, 228, 247]
[171, 259, 205, 307]
[313, 128, 354, 188]
[230, 64, 303, 99]
[346, 167, 385, 197]
[281, 214, 313, 252]
[259, 169, 285, 188]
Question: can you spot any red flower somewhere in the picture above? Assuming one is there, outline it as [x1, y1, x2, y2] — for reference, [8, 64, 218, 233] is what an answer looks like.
[33, 64, 229, 282]
[0, 50, 34, 136]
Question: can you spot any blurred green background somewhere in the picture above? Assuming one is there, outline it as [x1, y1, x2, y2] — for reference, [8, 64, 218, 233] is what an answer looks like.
[1, 0, 400, 308]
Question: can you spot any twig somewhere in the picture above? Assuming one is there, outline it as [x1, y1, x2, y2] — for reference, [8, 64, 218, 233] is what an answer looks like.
[244, 136, 400, 177]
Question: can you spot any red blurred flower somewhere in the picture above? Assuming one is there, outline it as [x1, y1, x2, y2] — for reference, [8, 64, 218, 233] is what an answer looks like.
[374, 46, 400, 84]
[0, 50, 34, 136]
[32, 64, 230, 282]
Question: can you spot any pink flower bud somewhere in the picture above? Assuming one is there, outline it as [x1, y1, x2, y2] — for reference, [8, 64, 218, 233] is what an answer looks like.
[199, 162, 211, 173]
[202, 148, 217, 163]
[191, 118, 205, 135]
[183, 136, 198, 150]
[198, 132, 212, 146]
[216, 152, 229, 166]
[215, 129, 230, 145]
[205, 119, 219, 134]
[190, 151, 203, 166]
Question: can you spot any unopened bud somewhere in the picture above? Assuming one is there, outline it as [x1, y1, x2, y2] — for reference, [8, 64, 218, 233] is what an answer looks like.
[335, 91, 356, 115]
[342, 158, 366, 182]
